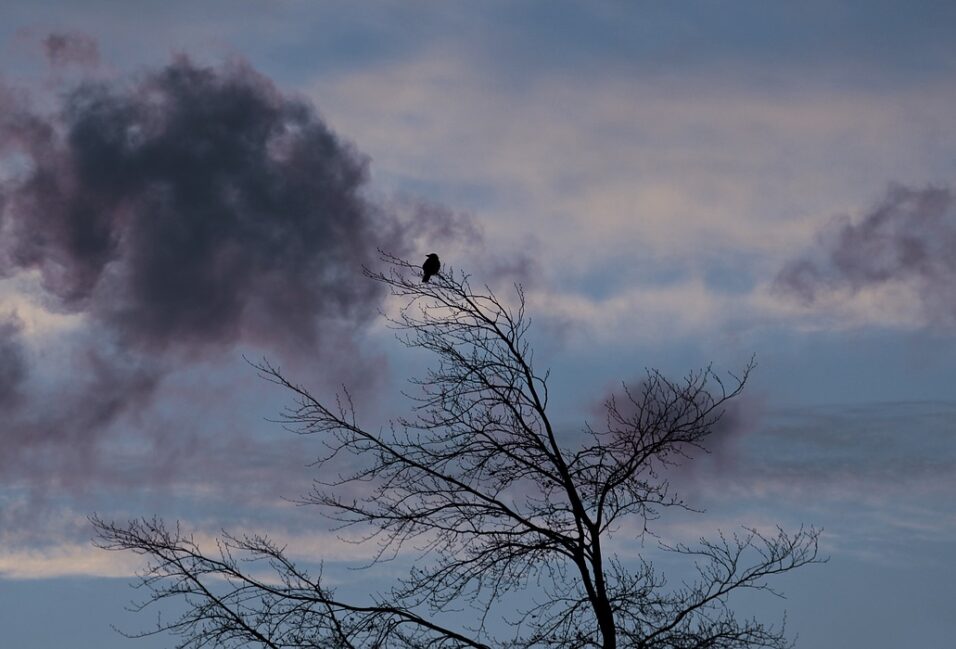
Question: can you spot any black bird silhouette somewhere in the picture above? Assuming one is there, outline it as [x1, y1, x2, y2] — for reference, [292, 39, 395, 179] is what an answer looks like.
[422, 253, 440, 283]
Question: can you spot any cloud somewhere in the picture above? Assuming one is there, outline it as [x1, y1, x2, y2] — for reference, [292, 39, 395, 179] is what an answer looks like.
[0, 52, 400, 492]
[0, 39, 553, 592]
[584, 370, 763, 491]
[0, 345, 164, 486]
[0, 539, 143, 580]
[1, 49, 519, 364]
[311, 50, 956, 268]
[308, 51, 956, 345]
[0, 46, 507, 526]
[582, 377, 956, 559]
[0, 514, 405, 579]
[681, 400, 956, 532]
[0, 314, 28, 407]
[1, 55, 404, 356]
[774, 184, 956, 326]
[386, 194, 539, 289]
[42, 31, 100, 69]
[597, 399, 956, 564]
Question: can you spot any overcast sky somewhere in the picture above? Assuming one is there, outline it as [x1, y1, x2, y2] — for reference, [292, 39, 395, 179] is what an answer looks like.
[1, 2, 955, 648]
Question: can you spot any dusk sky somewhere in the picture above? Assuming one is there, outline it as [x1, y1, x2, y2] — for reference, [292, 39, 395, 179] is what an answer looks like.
[1, 2, 955, 647]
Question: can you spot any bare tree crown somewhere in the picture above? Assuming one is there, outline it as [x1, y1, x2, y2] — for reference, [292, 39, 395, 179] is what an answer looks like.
[94, 253, 822, 649]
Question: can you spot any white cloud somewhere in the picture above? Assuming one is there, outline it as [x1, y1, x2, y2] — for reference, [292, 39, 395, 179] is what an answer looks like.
[0, 542, 143, 579]
[310, 52, 956, 269]
[0, 518, 403, 580]
[304, 51, 956, 337]
[0, 272, 84, 339]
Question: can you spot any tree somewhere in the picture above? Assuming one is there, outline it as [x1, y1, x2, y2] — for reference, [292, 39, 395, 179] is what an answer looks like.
[93, 253, 822, 649]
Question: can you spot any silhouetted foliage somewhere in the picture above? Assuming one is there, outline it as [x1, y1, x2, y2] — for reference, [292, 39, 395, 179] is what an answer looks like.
[93, 253, 822, 649]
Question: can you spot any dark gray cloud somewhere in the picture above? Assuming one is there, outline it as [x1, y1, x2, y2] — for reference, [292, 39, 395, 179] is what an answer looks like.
[1, 41, 536, 371]
[1, 54, 396, 492]
[1, 56, 403, 355]
[774, 184, 956, 324]
[586, 376, 762, 486]
[42, 31, 100, 68]
[0, 315, 27, 408]
[0, 50, 492, 501]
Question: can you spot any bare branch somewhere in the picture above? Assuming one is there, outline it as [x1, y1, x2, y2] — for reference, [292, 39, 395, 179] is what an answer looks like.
[94, 254, 823, 649]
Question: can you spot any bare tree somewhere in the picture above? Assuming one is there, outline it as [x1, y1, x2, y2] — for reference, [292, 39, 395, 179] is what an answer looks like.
[93, 253, 822, 649]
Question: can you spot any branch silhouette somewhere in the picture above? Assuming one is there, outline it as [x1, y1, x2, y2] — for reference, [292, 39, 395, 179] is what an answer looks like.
[93, 253, 822, 649]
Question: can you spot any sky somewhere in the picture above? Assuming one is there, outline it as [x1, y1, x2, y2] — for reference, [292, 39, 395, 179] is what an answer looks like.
[1, 1, 955, 647]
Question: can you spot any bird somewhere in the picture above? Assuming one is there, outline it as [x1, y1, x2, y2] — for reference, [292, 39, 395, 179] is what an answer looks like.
[422, 253, 440, 283]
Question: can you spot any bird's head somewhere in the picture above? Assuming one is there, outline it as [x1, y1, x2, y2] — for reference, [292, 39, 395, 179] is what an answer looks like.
[426, 253, 438, 259]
